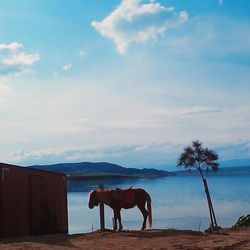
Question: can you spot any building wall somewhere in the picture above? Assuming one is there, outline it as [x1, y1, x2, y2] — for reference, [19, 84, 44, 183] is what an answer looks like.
[0, 163, 68, 238]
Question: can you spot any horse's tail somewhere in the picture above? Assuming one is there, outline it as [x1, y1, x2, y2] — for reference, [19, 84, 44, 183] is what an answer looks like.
[146, 192, 152, 228]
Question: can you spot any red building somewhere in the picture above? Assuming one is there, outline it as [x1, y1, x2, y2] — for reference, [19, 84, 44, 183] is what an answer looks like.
[0, 163, 68, 238]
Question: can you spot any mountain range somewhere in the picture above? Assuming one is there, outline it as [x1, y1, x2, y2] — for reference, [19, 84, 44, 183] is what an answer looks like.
[30, 162, 173, 179]
[30, 161, 250, 179]
[219, 158, 250, 168]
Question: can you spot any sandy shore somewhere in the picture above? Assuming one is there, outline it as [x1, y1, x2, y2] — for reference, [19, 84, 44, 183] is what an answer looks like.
[0, 227, 249, 250]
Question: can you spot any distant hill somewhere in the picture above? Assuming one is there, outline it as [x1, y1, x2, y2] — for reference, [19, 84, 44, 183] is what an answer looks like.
[139, 158, 250, 171]
[216, 166, 250, 175]
[30, 162, 173, 179]
[220, 158, 250, 168]
[174, 166, 250, 176]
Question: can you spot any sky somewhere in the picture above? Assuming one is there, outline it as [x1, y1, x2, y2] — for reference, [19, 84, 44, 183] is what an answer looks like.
[0, 0, 250, 169]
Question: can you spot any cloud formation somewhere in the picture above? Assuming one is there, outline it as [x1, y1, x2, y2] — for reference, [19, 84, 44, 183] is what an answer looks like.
[79, 50, 89, 57]
[9, 145, 142, 166]
[155, 106, 222, 117]
[92, 0, 188, 54]
[0, 42, 40, 75]
[8, 143, 182, 167]
[8, 141, 250, 168]
[0, 83, 9, 107]
[177, 106, 222, 116]
[62, 63, 72, 71]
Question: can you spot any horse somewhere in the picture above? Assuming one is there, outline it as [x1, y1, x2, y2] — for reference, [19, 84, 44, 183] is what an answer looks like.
[88, 187, 152, 231]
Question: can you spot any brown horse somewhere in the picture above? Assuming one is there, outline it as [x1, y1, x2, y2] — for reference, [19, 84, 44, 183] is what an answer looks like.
[88, 187, 152, 231]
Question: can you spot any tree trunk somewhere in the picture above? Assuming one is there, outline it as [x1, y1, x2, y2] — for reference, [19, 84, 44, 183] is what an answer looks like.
[198, 169, 218, 229]
[203, 178, 218, 228]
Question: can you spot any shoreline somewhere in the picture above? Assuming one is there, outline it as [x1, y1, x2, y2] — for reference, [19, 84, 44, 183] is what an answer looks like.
[68, 216, 238, 235]
[0, 227, 250, 249]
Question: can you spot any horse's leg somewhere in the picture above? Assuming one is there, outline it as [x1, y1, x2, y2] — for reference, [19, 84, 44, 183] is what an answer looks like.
[117, 209, 123, 231]
[113, 209, 118, 231]
[137, 202, 148, 230]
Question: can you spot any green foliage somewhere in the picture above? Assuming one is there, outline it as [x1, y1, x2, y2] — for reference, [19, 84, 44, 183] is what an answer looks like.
[177, 140, 219, 172]
[233, 215, 250, 228]
[178, 140, 220, 231]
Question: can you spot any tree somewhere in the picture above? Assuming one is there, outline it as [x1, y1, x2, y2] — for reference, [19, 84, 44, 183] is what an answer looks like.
[177, 140, 219, 230]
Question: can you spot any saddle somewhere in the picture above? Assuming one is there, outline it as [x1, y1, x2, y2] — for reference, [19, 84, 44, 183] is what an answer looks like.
[111, 187, 134, 206]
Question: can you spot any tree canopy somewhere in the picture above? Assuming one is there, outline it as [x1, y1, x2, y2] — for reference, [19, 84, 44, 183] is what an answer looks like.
[177, 140, 220, 230]
[177, 140, 219, 172]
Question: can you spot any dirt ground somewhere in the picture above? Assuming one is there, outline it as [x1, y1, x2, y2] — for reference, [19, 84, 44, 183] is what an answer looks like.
[0, 227, 250, 250]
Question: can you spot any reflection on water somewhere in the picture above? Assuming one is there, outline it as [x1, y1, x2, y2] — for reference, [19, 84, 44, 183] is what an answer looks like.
[68, 174, 250, 234]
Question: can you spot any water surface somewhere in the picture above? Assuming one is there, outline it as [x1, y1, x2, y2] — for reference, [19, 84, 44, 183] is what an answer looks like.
[68, 174, 250, 233]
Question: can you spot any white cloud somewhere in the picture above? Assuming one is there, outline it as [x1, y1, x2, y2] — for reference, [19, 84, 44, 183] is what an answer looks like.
[62, 63, 72, 71]
[154, 106, 222, 117]
[0, 82, 10, 108]
[0, 42, 23, 51]
[2, 52, 39, 65]
[0, 83, 9, 92]
[10, 141, 249, 168]
[91, 0, 188, 54]
[0, 97, 8, 107]
[177, 106, 222, 116]
[215, 141, 250, 160]
[79, 50, 89, 57]
[8, 144, 176, 166]
[0, 42, 40, 75]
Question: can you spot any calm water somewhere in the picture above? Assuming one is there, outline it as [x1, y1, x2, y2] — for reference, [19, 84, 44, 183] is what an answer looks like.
[67, 174, 250, 234]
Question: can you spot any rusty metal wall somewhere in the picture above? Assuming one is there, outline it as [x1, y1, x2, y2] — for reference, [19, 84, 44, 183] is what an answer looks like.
[0, 163, 68, 238]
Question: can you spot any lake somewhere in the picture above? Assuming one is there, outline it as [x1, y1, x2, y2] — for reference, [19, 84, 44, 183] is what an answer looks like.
[67, 174, 250, 234]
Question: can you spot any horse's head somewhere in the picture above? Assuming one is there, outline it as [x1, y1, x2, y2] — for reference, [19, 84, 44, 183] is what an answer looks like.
[88, 190, 99, 209]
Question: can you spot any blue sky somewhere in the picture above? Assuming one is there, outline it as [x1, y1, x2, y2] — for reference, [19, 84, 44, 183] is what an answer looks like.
[0, 0, 250, 169]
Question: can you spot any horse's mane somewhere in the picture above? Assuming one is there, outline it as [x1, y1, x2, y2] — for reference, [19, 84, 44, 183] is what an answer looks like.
[89, 189, 96, 199]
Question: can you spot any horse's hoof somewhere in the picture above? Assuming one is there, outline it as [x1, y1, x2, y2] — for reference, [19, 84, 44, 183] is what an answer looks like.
[118, 227, 123, 231]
